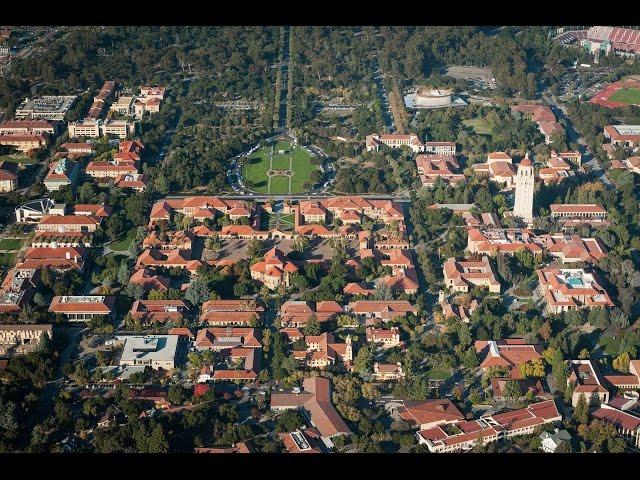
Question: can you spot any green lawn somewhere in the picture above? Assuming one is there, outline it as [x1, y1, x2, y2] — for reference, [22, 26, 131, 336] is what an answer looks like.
[608, 87, 640, 105]
[278, 213, 295, 231]
[0, 238, 23, 251]
[0, 252, 15, 267]
[0, 154, 36, 164]
[426, 367, 453, 380]
[269, 176, 290, 194]
[463, 118, 493, 135]
[598, 335, 620, 356]
[242, 139, 318, 195]
[110, 231, 135, 252]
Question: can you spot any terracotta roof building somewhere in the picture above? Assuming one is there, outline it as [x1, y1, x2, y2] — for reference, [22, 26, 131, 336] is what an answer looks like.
[200, 299, 265, 326]
[250, 247, 298, 290]
[443, 256, 501, 293]
[270, 376, 352, 442]
[49, 295, 115, 322]
[194, 327, 262, 352]
[293, 333, 353, 370]
[536, 268, 614, 314]
[345, 300, 417, 324]
[398, 399, 465, 430]
[366, 133, 425, 153]
[567, 359, 610, 407]
[279, 300, 343, 328]
[550, 204, 609, 228]
[417, 400, 561, 452]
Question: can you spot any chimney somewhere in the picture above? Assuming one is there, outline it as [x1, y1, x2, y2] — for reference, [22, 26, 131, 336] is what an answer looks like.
[65, 251, 71, 260]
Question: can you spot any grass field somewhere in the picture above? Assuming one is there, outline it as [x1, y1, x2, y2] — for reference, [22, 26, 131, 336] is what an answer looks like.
[463, 118, 493, 135]
[242, 139, 317, 194]
[598, 335, 620, 356]
[0, 154, 37, 164]
[110, 231, 136, 252]
[608, 87, 640, 105]
[426, 367, 453, 380]
[0, 238, 23, 251]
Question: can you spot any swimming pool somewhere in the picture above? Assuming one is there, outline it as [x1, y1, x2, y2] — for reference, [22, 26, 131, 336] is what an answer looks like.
[566, 277, 584, 287]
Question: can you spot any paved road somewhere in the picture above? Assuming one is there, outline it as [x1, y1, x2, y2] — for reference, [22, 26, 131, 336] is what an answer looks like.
[166, 193, 413, 202]
[543, 92, 611, 187]
[372, 55, 395, 132]
[30, 327, 85, 429]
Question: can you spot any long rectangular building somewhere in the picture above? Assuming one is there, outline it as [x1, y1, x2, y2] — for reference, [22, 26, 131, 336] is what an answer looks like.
[417, 400, 561, 452]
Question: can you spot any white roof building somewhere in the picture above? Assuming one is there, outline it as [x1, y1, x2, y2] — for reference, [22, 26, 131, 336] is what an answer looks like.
[118, 335, 179, 371]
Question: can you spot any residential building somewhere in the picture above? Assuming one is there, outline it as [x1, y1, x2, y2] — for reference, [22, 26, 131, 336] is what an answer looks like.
[567, 360, 610, 407]
[0, 324, 52, 356]
[365, 133, 425, 153]
[416, 400, 561, 453]
[443, 256, 501, 293]
[118, 335, 179, 371]
[536, 268, 614, 314]
[49, 295, 115, 322]
[270, 376, 352, 444]
[474, 339, 546, 398]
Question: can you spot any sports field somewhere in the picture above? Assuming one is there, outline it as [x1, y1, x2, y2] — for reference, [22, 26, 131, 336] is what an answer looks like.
[242, 139, 318, 194]
[608, 87, 640, 105]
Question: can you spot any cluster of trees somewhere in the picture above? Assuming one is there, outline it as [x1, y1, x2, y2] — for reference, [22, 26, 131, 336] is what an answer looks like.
[372, 26, 587, 99]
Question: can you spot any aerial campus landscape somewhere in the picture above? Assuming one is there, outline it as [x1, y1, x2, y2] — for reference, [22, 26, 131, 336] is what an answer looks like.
[2, 25, 640, 458]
